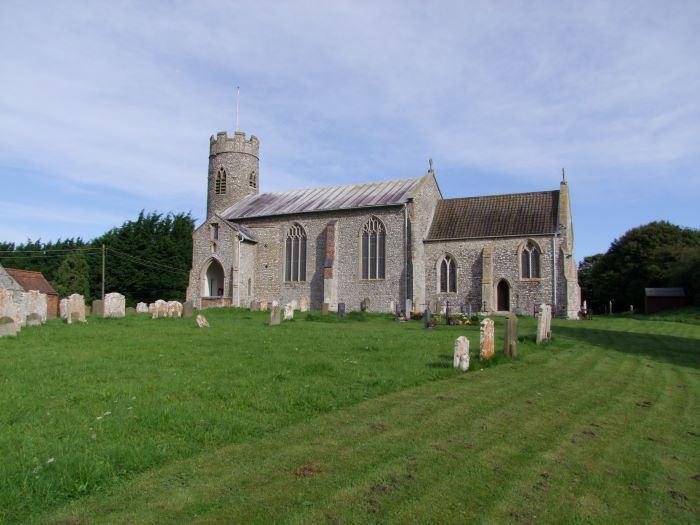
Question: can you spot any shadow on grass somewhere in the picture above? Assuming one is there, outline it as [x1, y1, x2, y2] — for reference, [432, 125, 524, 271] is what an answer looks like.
[556, 325, 700, 369]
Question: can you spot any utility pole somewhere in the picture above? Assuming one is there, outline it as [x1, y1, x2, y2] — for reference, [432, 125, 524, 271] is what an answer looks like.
[101, 244, 105, 301]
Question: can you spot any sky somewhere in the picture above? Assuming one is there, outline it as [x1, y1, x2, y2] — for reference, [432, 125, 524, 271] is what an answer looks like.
[1, 0, 699, 261]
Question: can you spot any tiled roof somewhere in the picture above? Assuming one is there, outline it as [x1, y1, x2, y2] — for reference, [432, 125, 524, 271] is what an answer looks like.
[4, 268, 58, 295]
[427, 191, 560, 240]
[645, 288, 685, 297]
[222, 177, 421, 220]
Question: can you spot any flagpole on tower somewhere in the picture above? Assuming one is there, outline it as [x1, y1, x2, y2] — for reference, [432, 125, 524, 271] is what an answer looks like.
[235, 86, 240, 132]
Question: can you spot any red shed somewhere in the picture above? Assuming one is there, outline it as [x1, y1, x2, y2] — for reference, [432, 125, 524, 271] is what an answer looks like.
[644, 288, 686, 314]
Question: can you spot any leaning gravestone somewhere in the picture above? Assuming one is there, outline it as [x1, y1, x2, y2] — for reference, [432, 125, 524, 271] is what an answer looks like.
[269, 305, 281, 326]
[183, 301, 194, 318]
[196, 314, 209, 328]
[103, 293, 125, 318]
[321, 302, 329, 315]
[338, 303, 346, 317]
[284, 303, 294, 321]
[504, 313, 518, 357]
[0, 316, 17, 338]
[26, 312, 42, 327]
[299, 296, 308, 312]
[136, 302, 148, 313]
[453, 336, 470, 371]
[66, 294, 86, 324]
[480, 318, 495, 360]
[92, 299, 104, 317]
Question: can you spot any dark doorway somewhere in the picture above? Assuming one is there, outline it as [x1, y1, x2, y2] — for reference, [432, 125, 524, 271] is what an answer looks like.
[497, 280, 510, 311]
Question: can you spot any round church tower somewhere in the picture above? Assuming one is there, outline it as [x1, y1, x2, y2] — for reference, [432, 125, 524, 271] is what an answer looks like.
[207, 131, 260, 219]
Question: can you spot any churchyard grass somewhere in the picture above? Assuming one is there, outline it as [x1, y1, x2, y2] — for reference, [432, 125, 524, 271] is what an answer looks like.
[1, 310, 698, 523]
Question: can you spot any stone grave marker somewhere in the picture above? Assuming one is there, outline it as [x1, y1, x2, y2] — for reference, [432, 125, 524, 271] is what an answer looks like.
[299, 297, 308, 312]
[66, 294, 86, 324]
[59, 298, 68, 320]
[126, 307, 136, 315]
[260, 301, 269, 312]
[103, 293, 125, 318]
[0, 316, 17, 338]
[167, 301, 183, 318]
[250, 300, 258, 312]
[92, 299, 104, 317]
[154, 299, 168, 318]
[361, 297, 371, 312]
[480, 318, 495, 360]
[389, 300, 395, 314]
[504, 313, 518, 357]
[284, 303, 294, 321]
[321, 302, 329, 315]
[26, 312, 42, 327]
[453, 336, 470, 370]
[424, 308, 431, 329]
[536, 304, 551, 344]
[183, 301, 194, 318]
[136, 302, 148, 313]
[269, 305, 281, 326]
[405, 299, 413, 315]
[196, 314, 209, 328]
[338, 303, 346, 317]
[291, 299, 298, 310]
[272, 300, 279, 308]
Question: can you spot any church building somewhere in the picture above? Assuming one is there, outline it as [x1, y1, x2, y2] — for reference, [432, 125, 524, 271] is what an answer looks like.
[187, 130, 580, 319]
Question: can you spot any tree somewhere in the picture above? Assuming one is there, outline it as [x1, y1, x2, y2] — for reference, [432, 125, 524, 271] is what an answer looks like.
[53, 250, 91, 299]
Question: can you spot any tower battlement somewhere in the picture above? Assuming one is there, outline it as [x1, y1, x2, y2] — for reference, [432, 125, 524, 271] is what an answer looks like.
[210, 131, 259, 158]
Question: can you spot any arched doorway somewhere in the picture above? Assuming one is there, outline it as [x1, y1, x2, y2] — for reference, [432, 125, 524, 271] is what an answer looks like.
[203, 259, 225, 297]
[497, 280, 510, 311]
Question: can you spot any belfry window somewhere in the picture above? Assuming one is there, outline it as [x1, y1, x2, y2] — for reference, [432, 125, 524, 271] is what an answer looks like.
[249, 171, 257, 188]
[285, 223, 307, 282]
[215, 168, 227, 194]
[439, 255, 457, 293]
[361, 217, 386, 280]
[521, 241, 541, 279]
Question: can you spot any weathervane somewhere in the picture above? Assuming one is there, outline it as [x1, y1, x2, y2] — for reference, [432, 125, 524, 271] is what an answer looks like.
[562, 167, 566, 181]
[235, 86, 240, 132]
[429, 158, 433, 172]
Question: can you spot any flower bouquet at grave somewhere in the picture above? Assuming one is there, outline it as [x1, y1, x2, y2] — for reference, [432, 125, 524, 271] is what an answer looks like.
[410, 311, 423, 320]
[448, 315, 463, 326]
[428, 318, 438, 328]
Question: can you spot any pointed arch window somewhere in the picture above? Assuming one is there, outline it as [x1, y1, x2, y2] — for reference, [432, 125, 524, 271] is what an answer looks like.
[215, 168, 227, 194]
[439, 255, 457, 293]
[361, 217, 385, 279]
[285, 223, 306, 282]
[249, 170, 257, 188]
[521, 241, 541, 279]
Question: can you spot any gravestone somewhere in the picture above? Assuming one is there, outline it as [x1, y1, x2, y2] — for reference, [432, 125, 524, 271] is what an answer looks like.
[0, 289, 20, 328]
[66, 294, 86, 324]
[361, 297, 370, 312]
[154, 299, 168, 319]
[423, 308, 431, 329]
[284, 303, 294, 321]
[272, 300, 279, 308]
[429, 299, 437, 313]
[167, 301, 183, 318]
[291, 299, 298, 310]
[0, 316, 17, 338]
[59, 298, 68, 320]
[299, 296, 308, 312]
[250, 300, 258, 312]
[126, 307, 136, 315]
[321, 302, 329, 315]
[480, 318, 495, 360]
[405, 299, 413, 315]
[267, 302, 273, 311]
[453, 336, 470, 371]
[269, 305, 281, 326]
[504, 313, 518, 357]
[536, 304, 551, 344]
[26, 312, 42, 327]
[196, 314, 209, 328]
[260, 301, 269, 312]
[389, 300, 395, 314]
[338, 303, 346, 317]
[103, 293, 125, 318]
[136, 302, 148, 313]
[183, 301, 194, 318]
[148, 303, 156, 317]
[21, 290, 47, 324]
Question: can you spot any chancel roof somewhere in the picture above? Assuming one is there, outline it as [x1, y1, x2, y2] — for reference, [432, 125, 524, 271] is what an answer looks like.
[4, 268, 58, 295]
[222, 177, 421, 220]
[427, 191, 560, 240]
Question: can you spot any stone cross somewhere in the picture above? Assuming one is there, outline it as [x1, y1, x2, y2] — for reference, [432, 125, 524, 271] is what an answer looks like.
[480, 318, 495, 360]
[284, 303, 294, 321]
[269, 305, 281, 326]
[504, 313, 518, 357]
[453, 336, 470, 370]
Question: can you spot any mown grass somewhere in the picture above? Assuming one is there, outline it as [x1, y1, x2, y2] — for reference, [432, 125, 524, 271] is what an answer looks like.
[2, 310, 699, 523]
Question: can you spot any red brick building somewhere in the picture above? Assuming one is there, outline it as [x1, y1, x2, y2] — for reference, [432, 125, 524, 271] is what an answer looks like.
[4, 268, 59, 319]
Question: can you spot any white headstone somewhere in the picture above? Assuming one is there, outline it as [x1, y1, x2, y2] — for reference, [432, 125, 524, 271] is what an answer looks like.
[167, 301, 183, 318]
[284, 303, 294, 321]
[154, 299, 168, 319]
[136, 302, 148, 313]
[66, 293, 86, 324]
[196, 314, 209, 328]
[299, 296, 309, 312]
[290, 299, 298, 310]
[59, 298, 69, 320]
[453, 336, 470, 371]
[405, 299, 412, 315]
[103, 292, 125, 318]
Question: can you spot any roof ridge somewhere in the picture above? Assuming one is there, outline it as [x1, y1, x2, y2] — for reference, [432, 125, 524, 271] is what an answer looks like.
[440, 189, 558, 202]
[256, 176, 421, 197]
[5, 268, 45, 275]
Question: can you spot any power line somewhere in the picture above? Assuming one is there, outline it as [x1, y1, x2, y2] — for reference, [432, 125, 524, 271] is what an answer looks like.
[0, 247, 101, 254]
[106, 247, 188, 275]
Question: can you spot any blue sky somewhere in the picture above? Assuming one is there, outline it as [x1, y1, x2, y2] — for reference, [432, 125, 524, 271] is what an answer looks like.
[1, 0, 698, 261]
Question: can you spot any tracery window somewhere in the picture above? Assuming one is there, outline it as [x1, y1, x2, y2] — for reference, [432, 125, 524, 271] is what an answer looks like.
[361, 217, 386, 280]
[439, 255, 457, 293]
[249, 170, 257, 188]
[285, 223, 306, 282]
[521, 241, 541, 279]
[215, 168, 227, 194]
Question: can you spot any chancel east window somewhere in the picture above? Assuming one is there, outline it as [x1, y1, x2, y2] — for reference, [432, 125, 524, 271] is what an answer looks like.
[439, 255, 457, 293]
[285, 224, 307, 281]
[361, 217, 386, 279]
[521, 241, 541, 279]
[215, 168, 227, 194]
